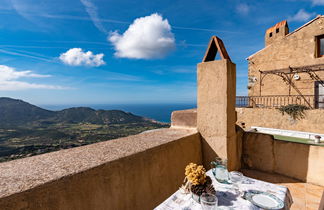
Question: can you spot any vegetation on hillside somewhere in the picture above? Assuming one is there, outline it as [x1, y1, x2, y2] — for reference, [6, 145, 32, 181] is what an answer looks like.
[0, 98, 169, 162]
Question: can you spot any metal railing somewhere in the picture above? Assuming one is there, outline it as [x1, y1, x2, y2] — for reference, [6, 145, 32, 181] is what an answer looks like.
[236, 95, 324, 109]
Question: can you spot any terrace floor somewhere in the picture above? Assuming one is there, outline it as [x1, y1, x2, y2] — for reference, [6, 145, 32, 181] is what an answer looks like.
[242, 169, 324, 210]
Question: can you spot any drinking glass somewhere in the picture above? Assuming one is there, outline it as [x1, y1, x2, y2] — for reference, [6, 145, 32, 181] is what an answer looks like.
[229, 171, 243, 196]
[200, 193, 218, 210]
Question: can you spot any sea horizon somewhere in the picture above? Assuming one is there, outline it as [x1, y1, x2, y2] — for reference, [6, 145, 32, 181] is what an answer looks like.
[41, 98, 247, 123]
[41, 103, 197, 123]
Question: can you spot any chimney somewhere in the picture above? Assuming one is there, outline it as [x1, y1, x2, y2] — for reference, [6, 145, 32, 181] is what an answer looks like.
[265, 20, 289, 47]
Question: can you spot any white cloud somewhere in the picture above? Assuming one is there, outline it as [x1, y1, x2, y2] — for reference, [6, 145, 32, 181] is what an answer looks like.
[288, 9, 316, 22]
[0, 81, 65, 91]
[108, 13, 175, 59]
[311, 0, 324, 5]
[0, 65, 66, 91]
[236, 3, 250, 15]
[0, 65, 50, 81]
[80, 0, 108, 34]
[59, 48, 105, 66]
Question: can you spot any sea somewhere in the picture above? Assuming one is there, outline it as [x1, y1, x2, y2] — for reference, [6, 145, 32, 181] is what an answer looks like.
[43, 104, 197, 123]
[43, 99, 246, 123]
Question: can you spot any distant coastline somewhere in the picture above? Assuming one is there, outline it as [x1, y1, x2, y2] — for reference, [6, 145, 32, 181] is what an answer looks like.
[42, 104, 197, 123]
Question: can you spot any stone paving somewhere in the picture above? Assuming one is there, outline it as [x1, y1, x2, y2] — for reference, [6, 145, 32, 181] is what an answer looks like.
[242, 169, 324, 210]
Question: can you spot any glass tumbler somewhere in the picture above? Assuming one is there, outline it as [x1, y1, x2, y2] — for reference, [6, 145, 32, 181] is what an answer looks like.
[229, 171, 243, 196]
[200, 193, 218, 210]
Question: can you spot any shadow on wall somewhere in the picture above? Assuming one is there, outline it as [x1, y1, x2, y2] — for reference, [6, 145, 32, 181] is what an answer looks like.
[241, 131, 309, 184]
[200, 136, 220, 170]
[200, 125, 243, 171]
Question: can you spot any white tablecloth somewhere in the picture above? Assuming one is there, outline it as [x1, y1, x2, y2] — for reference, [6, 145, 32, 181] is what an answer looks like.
[155, 170, 293, 210]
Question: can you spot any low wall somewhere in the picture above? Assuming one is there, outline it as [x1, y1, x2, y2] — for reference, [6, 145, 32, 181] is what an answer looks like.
[171, 109, 197, 129]
[236, 107, 324, 134]
[242, 132, 324, 186]
[0, 128, 202, 210]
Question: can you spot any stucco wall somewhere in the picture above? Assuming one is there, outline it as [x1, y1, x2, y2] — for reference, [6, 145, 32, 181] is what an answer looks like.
[248, 17, 324, 96]
[242, 132, 324, 186]
[171, 109, 197, 129]
[0, 128, 202, 210]
[236, 107, 324, 134]
[197, 60, 238, 170]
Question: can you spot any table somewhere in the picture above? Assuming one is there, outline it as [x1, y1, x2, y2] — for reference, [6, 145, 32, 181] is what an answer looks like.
[155, 170, 293, 210]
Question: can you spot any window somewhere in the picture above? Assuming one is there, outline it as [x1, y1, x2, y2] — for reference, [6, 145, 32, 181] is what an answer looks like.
[276, 28, 279, 33]
[269, 32, 272, 37]
[317, 35, 324, 57]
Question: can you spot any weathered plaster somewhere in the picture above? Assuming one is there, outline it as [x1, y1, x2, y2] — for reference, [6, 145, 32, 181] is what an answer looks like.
[248, 16, 324, 96]
[197, 60, 238, 170]
[0, 128, 201, 210]
[242, 131, 324, 186]
[171, 109, 197, 129]
[236, 107, 324, 134]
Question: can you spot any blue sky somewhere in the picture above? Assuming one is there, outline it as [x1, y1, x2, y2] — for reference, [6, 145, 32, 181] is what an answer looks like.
[0, 0, 323, 105]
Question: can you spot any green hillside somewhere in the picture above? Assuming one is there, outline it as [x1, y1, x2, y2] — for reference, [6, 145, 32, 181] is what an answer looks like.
[0, 98, 169, 162]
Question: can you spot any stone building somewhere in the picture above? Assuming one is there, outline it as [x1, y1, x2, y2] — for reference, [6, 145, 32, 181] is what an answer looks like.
[247, 15, 324, 108]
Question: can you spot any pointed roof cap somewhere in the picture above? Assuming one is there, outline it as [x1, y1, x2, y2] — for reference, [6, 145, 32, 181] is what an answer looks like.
[202, 36, 231, 62]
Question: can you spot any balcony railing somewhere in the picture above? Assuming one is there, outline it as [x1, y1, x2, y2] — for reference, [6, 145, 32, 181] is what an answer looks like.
[236, 95, 324, 109]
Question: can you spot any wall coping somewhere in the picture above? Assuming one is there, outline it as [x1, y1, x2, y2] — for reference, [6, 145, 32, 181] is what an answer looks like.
[0, 128, 198, 199]
[251, 126, 324, 140]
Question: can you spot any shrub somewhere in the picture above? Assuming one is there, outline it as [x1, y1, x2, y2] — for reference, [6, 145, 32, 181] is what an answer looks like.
[278, 104, 309, 120]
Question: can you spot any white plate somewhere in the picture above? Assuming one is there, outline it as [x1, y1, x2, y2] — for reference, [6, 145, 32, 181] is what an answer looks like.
[252, 194, 280, 208]
[245, 190, 284, 209]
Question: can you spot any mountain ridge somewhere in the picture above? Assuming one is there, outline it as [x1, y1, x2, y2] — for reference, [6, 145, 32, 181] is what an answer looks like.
[0, 97, 168, 162]
[0, 97, 158, 127]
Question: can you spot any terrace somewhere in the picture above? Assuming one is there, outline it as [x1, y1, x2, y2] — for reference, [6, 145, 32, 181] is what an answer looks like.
[1, 36, 324, 210]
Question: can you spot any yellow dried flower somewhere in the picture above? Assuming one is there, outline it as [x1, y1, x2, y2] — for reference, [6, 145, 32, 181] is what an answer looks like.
[185, 163, 197, 177]
[184, 163, 206, 185]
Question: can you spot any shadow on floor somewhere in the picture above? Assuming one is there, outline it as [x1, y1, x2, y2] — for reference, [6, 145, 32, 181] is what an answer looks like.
[241, 169, 324, 210]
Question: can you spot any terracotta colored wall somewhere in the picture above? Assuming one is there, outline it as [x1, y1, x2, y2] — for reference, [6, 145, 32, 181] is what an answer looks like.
[0, 130, 202, 210]
[242, 132, 324, 186]
[236, 107, 324, 134]
[248, 17, 324, 97]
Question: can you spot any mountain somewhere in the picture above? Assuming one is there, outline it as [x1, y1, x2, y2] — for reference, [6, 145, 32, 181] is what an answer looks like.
[0, 97, 168, 162]
[0, 97, 55, 126]
[0, 97, 156, 127]
[55, 107, 148, 124]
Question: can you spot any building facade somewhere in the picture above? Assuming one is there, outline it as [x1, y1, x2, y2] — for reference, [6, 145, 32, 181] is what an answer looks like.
[247, 15, 324, 108]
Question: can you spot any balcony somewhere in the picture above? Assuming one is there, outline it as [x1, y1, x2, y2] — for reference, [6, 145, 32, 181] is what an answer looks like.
[0, 109, 324, 209]
[0, 127, 201, 209]
[236, 95, 324, 109]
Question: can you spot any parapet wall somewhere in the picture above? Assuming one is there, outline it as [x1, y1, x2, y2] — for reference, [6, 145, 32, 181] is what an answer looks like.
[236, 107, 324, 134]
[237, 107, 324, 186]
[0, 128, 201, 210]
[171, 108, 324, 186]
[242, 132, 324, 186]
[171, 109, 197, 129]
[172, 107, 324, 135]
